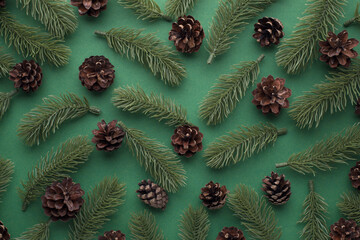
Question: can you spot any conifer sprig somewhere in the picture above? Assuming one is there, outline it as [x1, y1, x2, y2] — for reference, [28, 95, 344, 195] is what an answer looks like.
[228, 184, 282, 240]
[118, 121, 186, 192]
[17, 93, 100, 146]
[204, 123, 287, 169]
[179, 205, 210, 240]
[344, 2, 360, 27]
[206, 0, 275, 64]
[0, 90, 18, 121]
[16, 220, 51, 240]
[19, 136, 93, 211]
[68, 177, 126, 240]
[200, 55, 264, 125]
[113, 85, 190, 127]
[118, 0, 171, 21]
[0, 48, 14, 77]
[337, 191, 360, 223]
[95, 28, 186, 86]
[276, 123, 360, 175]
[276, 0, 346, 74]
[165, 0, 198, 18]
[0, 157, 14, 201]
[129, 210, 165, 240]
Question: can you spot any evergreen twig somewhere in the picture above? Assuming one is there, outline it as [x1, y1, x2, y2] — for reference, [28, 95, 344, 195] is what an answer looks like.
[179, 205, 210, 240]
[0, 157, 14, 201]
[16, 220, 51, 240]
[338, 191, 360, 223]
[165, 0, 198, 18]
[118, 0, 171, 21]
[0, 90, 18, 121]
[0, 48, 14, 77]
[344, 2, 360, 27]
[129, 210, 165, 240]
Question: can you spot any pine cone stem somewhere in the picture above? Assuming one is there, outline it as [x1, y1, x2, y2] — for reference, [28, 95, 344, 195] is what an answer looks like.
[207, 53, 216, 65]
[277, 128, 287, 136]
[94, 31, 107, 37]
[162, 14, 172, 22]
[257, 54, 265, 63]
[275, 162, 288, 168]
[308, 180, 314, 192]
[89, 106, 101, 115]
[344, 17, 357, 27]
[8, 89, 18, 98]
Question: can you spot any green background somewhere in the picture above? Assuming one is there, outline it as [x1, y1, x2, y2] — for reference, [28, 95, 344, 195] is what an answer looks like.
[0, 0, 359, 239]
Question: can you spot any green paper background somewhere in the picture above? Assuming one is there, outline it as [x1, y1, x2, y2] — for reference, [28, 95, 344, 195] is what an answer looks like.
[0, 0, 359, 239]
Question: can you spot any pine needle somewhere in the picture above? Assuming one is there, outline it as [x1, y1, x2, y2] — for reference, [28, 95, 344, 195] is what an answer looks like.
[95, 27, 186, 87]
[0, 157, 14, 201]
[0, 90, 18, 121]
[228, 184, 282, 240]
[17, 93, 101, 146]
[16, 0, 78, 39]
[0, 48, 14, 77]
[68, 177, 126, 240]
[165, 0, 199, 18]
[16, 221, 51, 240]
[118, 121, 186, 192]
[118, 0, 171, 21]
[112, 85, 190, 127]
[338, 191, 360, 223]
[18, 136, 93, 211]
[199, 55, 264, 125]
[204, 123, 287, 169]
[276, 123, 360, 175]
[179, 205, 210, 240]
[129, 210, 165, 240]
[344, 2, 360, 27]
[290, 59, 360, 129]
[206, 0, 275, 64]
[276, 0, 346, 74]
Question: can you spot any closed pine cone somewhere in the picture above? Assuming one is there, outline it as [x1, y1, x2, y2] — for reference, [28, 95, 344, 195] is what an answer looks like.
[171, 125, 203, 157]
[199, 181, 228, 210]
[355, 98, 360, 115]
[136, 179, 168, 210]
[252, 75, 292, 115]
[41, 177, 85, 221]
[79, 55, 115, 92]
[319, 30, 359, 68]
[70, 0, 107, 17]
[9, 60, 42, 93]
[98, 230, 126, 240]
[0, 0, 5, 8]
[262, 172, 291, 205]
[330, 218, 360, 240]
[92, 120, 125, 152]
[169, 15, 205, 53]
[0, 221, 10, 240]
[216, 227, 245, 240]
[349, 161, 360, 189]
[253, 17, 284, 47]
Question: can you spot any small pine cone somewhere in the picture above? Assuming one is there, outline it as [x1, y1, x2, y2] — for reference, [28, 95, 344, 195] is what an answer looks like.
[79, 56, 115, 92]
[98, 230, 126, 240]
[171, 125, 203, 157]
[136, 179, 168, 210]
[92, 120, 125, 152]
[41, 177, 84, 221]
[330, 218, 360, 240]
[0, 221, 10, 240]
[0, 0, 5, 8]
[319, 30, 359, 68]
[356, 98, 360, 115]
[9, 60, 42, 93]
[70, 0, 107, 17]
[349, 161, 360, 189]
[216, 227, 245, 240]
[169, 15, 205, 53]
[199, 181, 228, 210]
[262, 172, 291, 205]
[253, 17, 284, 47]
[252, 75, 292, 115]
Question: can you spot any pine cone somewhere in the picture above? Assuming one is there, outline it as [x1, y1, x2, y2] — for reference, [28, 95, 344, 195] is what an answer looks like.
[253, 17, 284, 47]
[355, 98, 360, 115]
[136, 179, 168, 210]
[92, 120, 125, 152]
[169, 15, 205, 53]
[216, 227, 245, 240]
[79, 56, 115, 92]
[330, 218, 360, 240]
[0, 221, 10, 240]
[319, 30, 359, 68]
[262, 172, 291, 205]
[349, 161, 360, 190]
[41, 177, 85, 222]
[171, 125, 203, 157]
[9, 60, 42, 93]
[199, 181, 228, 210]
[98, 230, 126, 240]
[0, 0, 5, 8]
[251, 75, 292, 115]
[70, 0, 107, 17]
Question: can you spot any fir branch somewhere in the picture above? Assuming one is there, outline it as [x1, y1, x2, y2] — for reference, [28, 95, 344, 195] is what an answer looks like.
[204, 123, 287, 169]
[118, 121, 186, 192]
[0, 90, 18, 121]
[95, 27, 186, 87]
[276, 123, 360, 175]
[16, 0, 78, 39]
[112, 85, 190, 127]
[338, 191, 360, 223]
[68, 177, 126, 240]
[16, 220, 51, 240]
[179, 205, 210, 240]
[199, 55, 264, 125]
[0, 9, 70, 66]
[165, 0, 198, 18]
[0, 48, 14, 77]
[289, 60, 360, 129]
[17, 93, 100, 146]
[228, 184, 282, 240]
[344, 2, 360, 27]
[18, 136, 93, 211]
[276, 0, 346, 74]
[0, 157, 14, 201]
[299, 180, 328, 240]
[129, 210, 165, 240]
[118, 0, 171, 21]
[206, 0, 275, 64]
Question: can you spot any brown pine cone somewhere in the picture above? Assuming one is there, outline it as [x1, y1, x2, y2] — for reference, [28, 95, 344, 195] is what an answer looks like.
[70, 0, 107, 17]
[356, 98, 360, 115]
[199, 181, 228, 210]
[41, 177, 85, 222]
[169, 15, 205, 53]
[0, 0, 5, 8]
[330, 218, 360, 240]
[349, 161, 360, 189]
[79, 56, 115, 92]
[0, 221, 10, 240]
[216, 227, 245, 240]
[136, 179, 168, 210]
[253, 17, 284, 47]
[251, 75, 292, 115]
[92, 120, 125, 152]
[262, 172, 291, 205]
[98, 230, 126, 240]
[9, 60, 42, 93]
[171, 125, 203, 157]
[319, 30, 359, 68]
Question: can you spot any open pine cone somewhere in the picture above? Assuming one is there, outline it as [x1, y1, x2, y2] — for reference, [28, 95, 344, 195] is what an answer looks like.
[216, 227, 245, 240]
[9, 60, 42, 93]
[136, 179, 168, 210]
[253, 17, 284, 47]
[349, 161, 360, 190]
[0, 0, 5, 8]
[171, 125, 203, 157]
[356, 98, 360, 115]
[330, 218, 360, 240]
[70, 0, 107, 17]
[199, 181, 228, 210]
[262, 172, 291, 205]
[92, 120, 125, 152]
[98, 230, 126, 240]
[0, 221, 10, 240]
